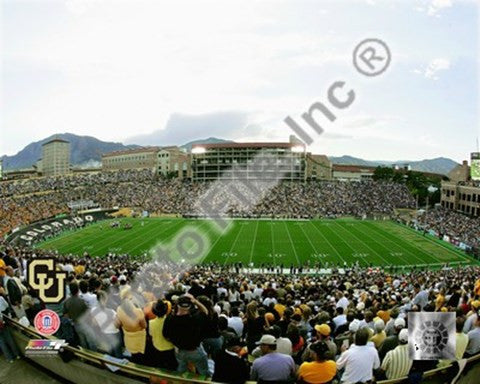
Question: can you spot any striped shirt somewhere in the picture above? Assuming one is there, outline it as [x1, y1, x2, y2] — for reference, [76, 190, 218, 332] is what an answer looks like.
[381, 344, 412, 380]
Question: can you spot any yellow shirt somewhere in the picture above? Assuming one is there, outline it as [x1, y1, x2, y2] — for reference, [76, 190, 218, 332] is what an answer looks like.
[117, 304, 146, 354]
[298, 360, 336, 384]
[274, 303, 286, 318]
[149, 316, 174, 351]
[371, 331, 387, 349]
[0, 259, 6, 277]
[74, 265, 85, 276]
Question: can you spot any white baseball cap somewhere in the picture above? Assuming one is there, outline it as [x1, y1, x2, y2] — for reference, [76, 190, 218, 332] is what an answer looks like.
[394, 318, 406, 329]
[399, 328, 408, 343]
[256, 335, 276, 345]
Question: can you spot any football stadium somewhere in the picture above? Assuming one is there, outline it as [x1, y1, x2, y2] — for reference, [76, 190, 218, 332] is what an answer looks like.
[36, 217, 473, 268]
[2, 1, 480, 384]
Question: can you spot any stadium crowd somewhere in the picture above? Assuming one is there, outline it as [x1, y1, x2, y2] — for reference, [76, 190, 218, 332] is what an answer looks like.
[417, 208, 480, 249]
[1, 241, 480, 383]
[1, 170, 415, 237]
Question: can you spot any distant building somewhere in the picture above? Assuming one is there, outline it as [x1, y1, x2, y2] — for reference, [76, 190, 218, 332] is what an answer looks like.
[102, 147, 160, 172]
[440, 157, 480, 217]
[191, 137, 306, 182]
[42, 138, 71, 177]
[102, 146, 189, 178]
[306, 153, 332, 180]
[332, 164, 376, 181]
[441, 181, 480, 217]
[157, 146, 190, 179]
[447, 160, 470, 183]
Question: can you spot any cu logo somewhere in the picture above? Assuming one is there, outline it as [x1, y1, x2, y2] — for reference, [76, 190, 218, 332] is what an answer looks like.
[28, 259, 67, 303]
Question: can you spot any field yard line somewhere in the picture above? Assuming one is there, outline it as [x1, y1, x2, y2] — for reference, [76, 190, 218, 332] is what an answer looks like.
[332, 221, 391, 266]
[59, 217, 161, 254]
[224, 222, 244, 266]
[297, 223, 320, 255]
[131, 219, 212, 256]
[365, 222, 440, 265]
[270, 221, 276, 267]
[308, 221, 347, 265]
[249, 221, 259, 266]
[60, 219, 150, 254]
[107, 219, 186, 255]
[395, 223, 474, 265]
[204, 221, 231, 263]
[46, 220, 130, 253]
[351, 222, 416, 265]
[283, 222, 300, 266]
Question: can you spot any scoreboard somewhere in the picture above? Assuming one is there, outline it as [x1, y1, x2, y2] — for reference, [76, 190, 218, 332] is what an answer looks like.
[471, 152, 480, 181]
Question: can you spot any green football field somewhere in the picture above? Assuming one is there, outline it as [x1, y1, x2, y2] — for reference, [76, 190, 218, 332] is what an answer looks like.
[35, 218, 475, 268]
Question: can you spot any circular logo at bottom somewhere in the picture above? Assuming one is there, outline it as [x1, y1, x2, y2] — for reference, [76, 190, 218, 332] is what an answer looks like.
[34, 309, 60, 336]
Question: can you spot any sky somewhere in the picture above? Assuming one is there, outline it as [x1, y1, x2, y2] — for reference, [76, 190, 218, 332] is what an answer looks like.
[1, 0, 479, 162]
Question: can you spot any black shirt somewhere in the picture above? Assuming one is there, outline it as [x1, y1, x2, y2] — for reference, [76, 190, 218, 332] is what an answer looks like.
[213, 350, 249, 384]
[163, 310, 207, 350]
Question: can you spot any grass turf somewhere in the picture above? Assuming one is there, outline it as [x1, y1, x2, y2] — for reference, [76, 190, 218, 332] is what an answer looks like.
[34, 218, 476, 268]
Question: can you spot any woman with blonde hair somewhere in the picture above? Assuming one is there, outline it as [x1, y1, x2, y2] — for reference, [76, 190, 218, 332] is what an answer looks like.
[244, 301, 264, 354]
[116, 288, 147, 364]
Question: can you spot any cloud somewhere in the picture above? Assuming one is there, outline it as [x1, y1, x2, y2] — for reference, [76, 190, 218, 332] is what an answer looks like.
[427, 0, 452, 16]
[412, 58, 450, 80]
[125, 111, 250, 146]
[424, 58, 451, 79]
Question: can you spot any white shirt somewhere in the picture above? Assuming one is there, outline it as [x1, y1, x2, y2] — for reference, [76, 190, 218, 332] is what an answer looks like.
[228, 316, 244, 336]
[263, 297, 277, 307]
[253, 288, 264, 299]
[80, 292, 98, 308]
[337, 297, 349, 311]
[91, 306, 119, 334]
[333, 314, 347, 329]
[336, 344, 380, 384]
[217, 287, 228, 298]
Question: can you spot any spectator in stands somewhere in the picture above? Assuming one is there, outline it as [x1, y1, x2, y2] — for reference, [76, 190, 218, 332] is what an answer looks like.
[378, 317, 405, 360]
[371, 319, 386, 349]
[336, 327, 380, 384]
[228, 307, 244, 337]
[380, 329, 412, 380]
[303, 324, 336, 362]
[250, 334, 296, 383]
[197, 295, 223, 358]
[149, 300, 177, 371]
[91, 291, 123, 358]
[297, 341, 336, 384]
[465, 317, 480, 357]
[116, 289, 147, 364]
[163, 295, 210, 376]
[63, 282, 97, 351]
[212, 336, 249, 384]
[0, 295, 21, 363]
[412, 283, 429, 310]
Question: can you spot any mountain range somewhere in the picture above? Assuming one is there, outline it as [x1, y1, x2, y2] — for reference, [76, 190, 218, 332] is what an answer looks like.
[1, 133, 458, 175]
[329, 155, 458, 175]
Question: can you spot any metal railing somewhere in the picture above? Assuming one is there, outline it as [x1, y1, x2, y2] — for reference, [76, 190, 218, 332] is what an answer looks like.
[5, 315, 480, 384]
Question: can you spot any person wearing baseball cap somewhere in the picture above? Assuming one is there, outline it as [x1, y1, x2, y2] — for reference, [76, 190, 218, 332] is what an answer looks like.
[250, 334, 296, 382]
[378, 317, 406, 360]
[380, 329, 412, 380]
[302, 323, 337, 363]
[212, 337, 249, 384]
[298, 341, 337, 384]
[162, 294, 210, 376]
